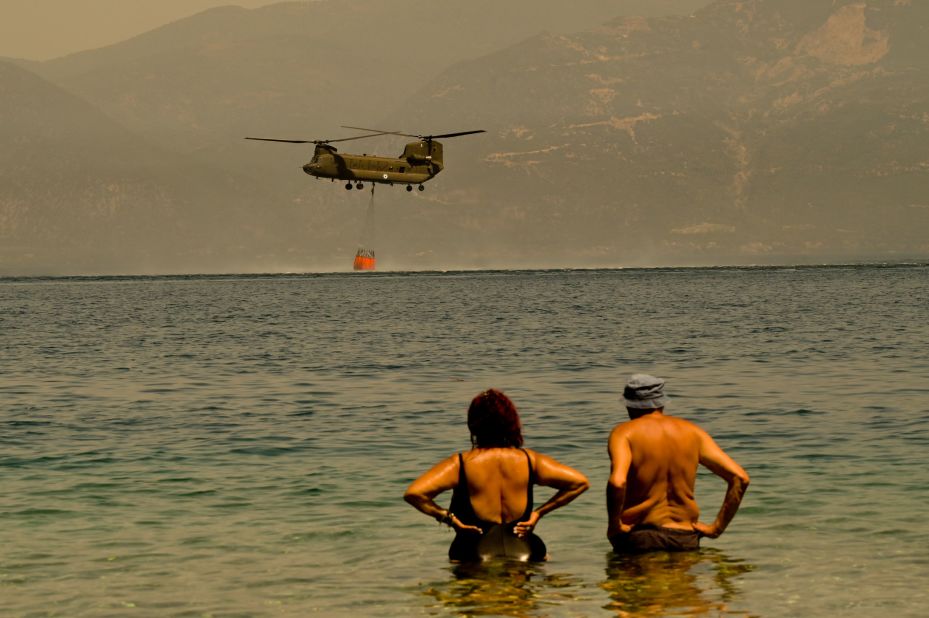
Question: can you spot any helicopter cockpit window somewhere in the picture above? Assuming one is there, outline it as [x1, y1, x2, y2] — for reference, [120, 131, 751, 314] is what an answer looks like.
[399, 166, 406, 173]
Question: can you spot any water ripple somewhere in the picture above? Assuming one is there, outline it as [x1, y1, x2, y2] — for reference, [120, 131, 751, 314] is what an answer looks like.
[2, 266, 928, 617]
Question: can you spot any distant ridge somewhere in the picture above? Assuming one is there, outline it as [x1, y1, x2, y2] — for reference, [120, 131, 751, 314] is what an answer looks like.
[391, 0, 929, 265]
[2, 0, 927, 274]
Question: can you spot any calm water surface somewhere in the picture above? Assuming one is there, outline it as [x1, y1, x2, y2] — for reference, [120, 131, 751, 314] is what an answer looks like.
[2, 266, 928, 617]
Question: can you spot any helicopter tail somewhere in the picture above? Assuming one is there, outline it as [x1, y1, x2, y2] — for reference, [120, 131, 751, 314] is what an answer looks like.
[402, 140, 444, 172]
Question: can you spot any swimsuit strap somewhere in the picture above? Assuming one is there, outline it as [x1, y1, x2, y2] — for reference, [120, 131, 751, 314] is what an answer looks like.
[450, 452, 479, 526]
[521, 448, 535, 482]
[520, 448, 535, 521]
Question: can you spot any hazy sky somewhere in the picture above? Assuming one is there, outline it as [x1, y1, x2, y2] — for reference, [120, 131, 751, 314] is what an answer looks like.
[0, 1, 278, 61]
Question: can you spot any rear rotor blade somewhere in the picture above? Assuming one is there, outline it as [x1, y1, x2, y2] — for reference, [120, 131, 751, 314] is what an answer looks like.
[425, 130, 486, 139]
[342, 126, 486, 141]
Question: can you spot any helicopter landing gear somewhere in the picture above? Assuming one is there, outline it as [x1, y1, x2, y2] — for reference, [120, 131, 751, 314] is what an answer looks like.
[345, 182, 353, 190]
[406, 185, 413, 192]
[418, 184, 425, 192]
[355, 182, 364, 190]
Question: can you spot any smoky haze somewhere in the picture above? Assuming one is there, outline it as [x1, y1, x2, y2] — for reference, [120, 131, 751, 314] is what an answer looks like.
[1, 0, 927, 275]
[0, 1, 280, 61]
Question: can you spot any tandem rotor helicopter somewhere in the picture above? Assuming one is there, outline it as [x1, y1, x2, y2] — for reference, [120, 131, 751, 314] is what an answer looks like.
[245, 125, 485, 192]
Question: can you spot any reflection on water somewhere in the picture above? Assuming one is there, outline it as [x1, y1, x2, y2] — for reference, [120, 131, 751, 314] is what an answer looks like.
[601, 549, 756, 617]
[421, 560, 582, 617]
[419, 550, 755, 617]
[4, 267, 927, 616]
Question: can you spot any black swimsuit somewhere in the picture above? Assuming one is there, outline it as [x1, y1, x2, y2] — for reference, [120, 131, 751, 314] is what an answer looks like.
[447, 448, 547, 562]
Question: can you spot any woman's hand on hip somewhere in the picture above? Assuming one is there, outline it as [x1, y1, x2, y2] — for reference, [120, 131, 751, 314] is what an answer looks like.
[449, 513, 483, 535]
[514, 511, 540, 538]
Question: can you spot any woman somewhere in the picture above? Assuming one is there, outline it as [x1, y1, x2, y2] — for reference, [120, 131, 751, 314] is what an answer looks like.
[404, 389, 589, 562]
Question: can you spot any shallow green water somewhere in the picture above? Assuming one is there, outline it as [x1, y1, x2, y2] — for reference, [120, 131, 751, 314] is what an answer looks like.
[2, 266, 928, 616]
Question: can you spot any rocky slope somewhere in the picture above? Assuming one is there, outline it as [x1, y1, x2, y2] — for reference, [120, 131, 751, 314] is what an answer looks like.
[3, 0, 927, 273]
[394, 0, 929, 265]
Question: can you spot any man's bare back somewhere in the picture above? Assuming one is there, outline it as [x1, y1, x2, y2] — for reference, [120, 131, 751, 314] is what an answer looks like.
[607, 374, 749, 552]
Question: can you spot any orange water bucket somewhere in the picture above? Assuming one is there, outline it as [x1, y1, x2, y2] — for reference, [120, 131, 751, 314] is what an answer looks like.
[353, 248, 376, 271]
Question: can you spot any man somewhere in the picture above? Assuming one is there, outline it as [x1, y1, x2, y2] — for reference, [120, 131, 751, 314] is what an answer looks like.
[607, 374, 749, 553]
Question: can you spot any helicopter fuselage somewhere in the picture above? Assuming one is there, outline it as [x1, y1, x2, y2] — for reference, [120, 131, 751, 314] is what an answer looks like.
[302, 141, 444, 186]
[246, 128, 483, 190]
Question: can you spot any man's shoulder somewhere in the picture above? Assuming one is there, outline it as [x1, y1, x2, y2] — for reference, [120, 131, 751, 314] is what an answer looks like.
[608, 420, 635, 436]
[661, 414, 708, 434]
[616, 414, 705, 435]
[664, 413, 699, 426]
[608, 417, 656, 441]
[611, 414, 704, 434]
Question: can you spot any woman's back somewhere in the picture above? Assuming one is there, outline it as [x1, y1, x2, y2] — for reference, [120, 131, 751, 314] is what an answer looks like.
[403, 388, 589, 562]
[459, 448, 534, 524]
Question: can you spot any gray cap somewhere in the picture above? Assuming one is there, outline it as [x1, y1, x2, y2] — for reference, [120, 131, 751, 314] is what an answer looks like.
[623, 374, 668, 409]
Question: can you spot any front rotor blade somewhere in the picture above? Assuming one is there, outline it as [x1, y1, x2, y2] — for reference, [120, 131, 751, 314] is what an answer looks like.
[326, 132, 395, 143]
[341, 125, 416, 138]
[245, 137, 314, 143]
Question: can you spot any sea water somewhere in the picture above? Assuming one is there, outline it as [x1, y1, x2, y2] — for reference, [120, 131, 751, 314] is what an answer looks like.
[2, 266, 928, 617]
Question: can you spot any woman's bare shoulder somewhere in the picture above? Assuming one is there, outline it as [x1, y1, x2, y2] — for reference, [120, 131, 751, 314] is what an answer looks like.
[523, 448, 557, 471]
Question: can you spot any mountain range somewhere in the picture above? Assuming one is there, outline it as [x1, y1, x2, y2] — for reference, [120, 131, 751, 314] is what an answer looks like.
[2, 0, 927, 274]
[400, 0, 929, 265]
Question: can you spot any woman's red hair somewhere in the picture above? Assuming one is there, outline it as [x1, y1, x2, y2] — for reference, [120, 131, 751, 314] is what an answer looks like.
[467, 389, 523, 448]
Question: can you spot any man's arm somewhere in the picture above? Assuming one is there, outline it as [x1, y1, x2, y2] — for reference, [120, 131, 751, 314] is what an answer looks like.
[606, 425, 633, 538]
[693, 430, 750, 538]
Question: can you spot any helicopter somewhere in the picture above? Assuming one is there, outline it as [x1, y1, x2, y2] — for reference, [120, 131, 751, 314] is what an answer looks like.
[245, 126, 485, 192]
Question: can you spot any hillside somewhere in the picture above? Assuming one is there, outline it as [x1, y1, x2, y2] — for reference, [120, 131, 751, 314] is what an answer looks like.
[0, 61, 185, 273]
[3, 0, 928, 273]
[32, 0, 709, 153]
[4, 0, 716, 274]
[389, 0, 929, 265]
[0, 60, 331, 275]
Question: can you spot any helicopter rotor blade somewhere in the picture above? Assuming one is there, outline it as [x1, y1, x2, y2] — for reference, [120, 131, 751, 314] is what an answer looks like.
[248, 128, 486, 148]
[341, 126, 486, 141]
[341, 125, 416, 138]
[245, 137, 315, 144]
[245, 131, 392, 145]
[423, 130, 486, 140]
[325, 132, 394, 143]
